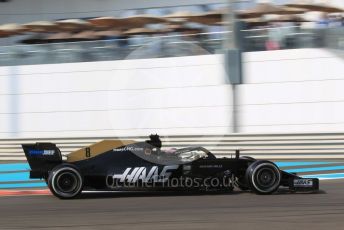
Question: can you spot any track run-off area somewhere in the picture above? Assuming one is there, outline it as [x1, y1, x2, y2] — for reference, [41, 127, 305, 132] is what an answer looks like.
[0, 180, 342, 230]
[0, 160, 343, 229]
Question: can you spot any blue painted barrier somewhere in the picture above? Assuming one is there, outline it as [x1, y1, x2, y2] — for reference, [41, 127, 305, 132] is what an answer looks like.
[0, 163, 30, 172]
[305, 173, 344, 180]
[0, 182, 46, 189]
[274, 162, 337, 167]
[285, 165, 344, 173]
[0, 172, 31, 182]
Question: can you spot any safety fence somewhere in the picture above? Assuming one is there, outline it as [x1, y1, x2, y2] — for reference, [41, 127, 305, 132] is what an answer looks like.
[1, 132, 344, 161]
[0, 26, 327, 66]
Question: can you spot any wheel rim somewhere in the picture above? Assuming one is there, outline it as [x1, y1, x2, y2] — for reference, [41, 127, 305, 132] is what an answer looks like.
[251, 163, 280, 193]
[255, 168, 276, 189]
[51, 167, 82, 198]
[56, 172, 78, 193]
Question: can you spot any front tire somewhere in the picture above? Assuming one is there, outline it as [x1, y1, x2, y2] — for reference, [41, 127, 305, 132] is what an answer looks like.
[235, 156, 256, 191]
[48, 164, 83, 199]
[246, 160, 281, 195]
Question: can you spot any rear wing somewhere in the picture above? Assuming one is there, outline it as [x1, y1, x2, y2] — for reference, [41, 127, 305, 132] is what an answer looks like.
[22, 143, 63, 179]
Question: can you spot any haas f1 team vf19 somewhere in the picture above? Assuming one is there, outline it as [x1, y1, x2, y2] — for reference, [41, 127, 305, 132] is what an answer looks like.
[23, 135, 319, 199]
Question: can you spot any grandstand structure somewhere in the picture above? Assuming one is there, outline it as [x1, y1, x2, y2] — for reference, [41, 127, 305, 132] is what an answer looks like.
[0, 0, 343, 142]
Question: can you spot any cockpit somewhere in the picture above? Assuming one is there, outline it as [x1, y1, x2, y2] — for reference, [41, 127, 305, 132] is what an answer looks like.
[132, 145, 216, 165]
[169, 146, 216, 162]
[130, 134, 216, 165]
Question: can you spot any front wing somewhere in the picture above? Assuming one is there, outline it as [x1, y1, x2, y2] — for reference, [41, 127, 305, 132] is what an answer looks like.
[281, 171, 319, 192]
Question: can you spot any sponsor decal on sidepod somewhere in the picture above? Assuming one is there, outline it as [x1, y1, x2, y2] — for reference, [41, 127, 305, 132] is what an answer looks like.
[107, 165, 178, 187]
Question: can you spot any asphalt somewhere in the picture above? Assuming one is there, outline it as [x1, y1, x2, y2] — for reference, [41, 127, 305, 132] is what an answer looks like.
[0, 180, 343, 230]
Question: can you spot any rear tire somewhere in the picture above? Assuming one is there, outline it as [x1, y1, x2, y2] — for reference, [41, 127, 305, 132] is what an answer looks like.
[246, 160, 281, 195]
[48, 164, 83, 199]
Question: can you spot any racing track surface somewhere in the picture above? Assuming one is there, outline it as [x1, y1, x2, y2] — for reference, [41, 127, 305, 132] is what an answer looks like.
[0, 180, 343, 230]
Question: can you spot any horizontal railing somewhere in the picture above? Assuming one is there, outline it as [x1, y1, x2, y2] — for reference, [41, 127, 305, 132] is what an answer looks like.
[0, 26, 329, 66]
[324, 27, 344, 51]
[2, 132, 344, 161]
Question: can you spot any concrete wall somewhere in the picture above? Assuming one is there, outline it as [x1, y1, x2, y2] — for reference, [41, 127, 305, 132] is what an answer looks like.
[240, 49, 344, 132]
[0, 48, 343, 138]
[0, 55, 231, 137]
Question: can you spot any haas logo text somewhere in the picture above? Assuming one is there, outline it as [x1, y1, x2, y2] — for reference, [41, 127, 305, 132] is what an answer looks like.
[108, 165, 178, 185]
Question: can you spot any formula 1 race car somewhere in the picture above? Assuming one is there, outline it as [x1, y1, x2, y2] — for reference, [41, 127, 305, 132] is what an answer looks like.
[22, 134, 319, 199]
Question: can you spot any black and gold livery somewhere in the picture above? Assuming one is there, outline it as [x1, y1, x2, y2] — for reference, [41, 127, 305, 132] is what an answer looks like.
[22, 134, 319, 199]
